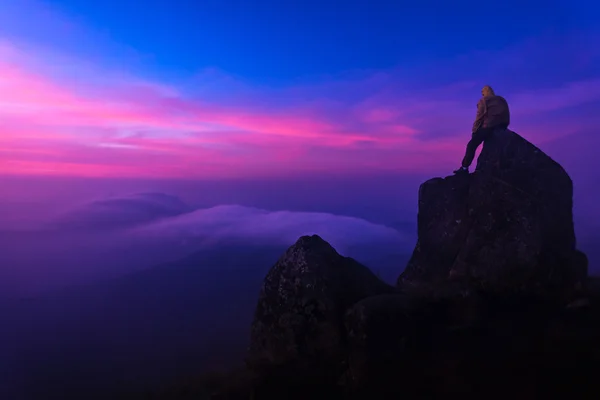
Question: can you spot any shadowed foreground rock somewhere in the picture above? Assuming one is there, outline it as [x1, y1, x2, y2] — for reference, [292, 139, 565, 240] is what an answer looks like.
[246, 235, 394, 382]
[343, 290, 600, 399]
[152, 130, 599, 400]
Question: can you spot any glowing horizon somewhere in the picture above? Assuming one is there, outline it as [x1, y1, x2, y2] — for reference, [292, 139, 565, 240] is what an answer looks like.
[0, 1, 599, 179]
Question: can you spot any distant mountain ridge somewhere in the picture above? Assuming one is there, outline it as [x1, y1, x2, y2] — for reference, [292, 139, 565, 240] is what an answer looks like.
[48, 192, 193, 231]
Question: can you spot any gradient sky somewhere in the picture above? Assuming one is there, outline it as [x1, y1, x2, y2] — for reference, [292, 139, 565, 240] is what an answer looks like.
[2, 5, 599, 396]
[1, 0, 598, 180]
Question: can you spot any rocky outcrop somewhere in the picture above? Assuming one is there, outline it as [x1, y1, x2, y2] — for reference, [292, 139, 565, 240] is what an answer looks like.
[242, 237, 598, 400]
[398, 129, 586, 295]
[246, 235, 394, 379]
[239, 129, 598, 399]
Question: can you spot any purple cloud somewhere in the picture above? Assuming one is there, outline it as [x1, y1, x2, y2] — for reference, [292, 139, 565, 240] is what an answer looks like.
[129, 204, 410, 253]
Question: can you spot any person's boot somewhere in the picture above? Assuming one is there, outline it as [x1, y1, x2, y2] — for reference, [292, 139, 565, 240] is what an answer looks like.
[453, 166, 469, 174]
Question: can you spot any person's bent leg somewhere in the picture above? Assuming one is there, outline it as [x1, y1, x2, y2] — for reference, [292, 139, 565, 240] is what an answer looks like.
[461, 130, 485, 168]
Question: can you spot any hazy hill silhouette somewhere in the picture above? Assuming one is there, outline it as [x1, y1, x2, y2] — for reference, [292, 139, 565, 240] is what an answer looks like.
[1, 241, 409, 400]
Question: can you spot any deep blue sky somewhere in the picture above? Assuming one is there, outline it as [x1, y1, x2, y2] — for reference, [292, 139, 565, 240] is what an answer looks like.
[44, 0, 593, 82]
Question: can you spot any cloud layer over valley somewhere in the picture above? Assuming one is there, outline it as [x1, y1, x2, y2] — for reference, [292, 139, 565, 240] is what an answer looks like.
[0, 192, 411, 296]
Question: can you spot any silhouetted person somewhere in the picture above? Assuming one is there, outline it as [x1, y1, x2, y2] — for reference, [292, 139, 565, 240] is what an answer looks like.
[454, 85, 510, 174]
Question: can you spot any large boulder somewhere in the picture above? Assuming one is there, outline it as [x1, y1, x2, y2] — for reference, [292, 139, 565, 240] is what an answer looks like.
[247, 235, 394, 380]
[399, 129, 586, 295]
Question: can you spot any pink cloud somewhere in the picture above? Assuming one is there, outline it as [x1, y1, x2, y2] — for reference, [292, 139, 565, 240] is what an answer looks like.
[0, 47, 423, 178]
[0, 29, 599, 179]
[359, 107, 404, 123]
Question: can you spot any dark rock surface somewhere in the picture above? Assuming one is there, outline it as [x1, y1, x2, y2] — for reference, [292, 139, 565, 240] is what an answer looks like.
[399, 129, 585, 295]
[214, 130, 599, 399]
[246, 235, 394, 378]
[343, 290, 600, 399]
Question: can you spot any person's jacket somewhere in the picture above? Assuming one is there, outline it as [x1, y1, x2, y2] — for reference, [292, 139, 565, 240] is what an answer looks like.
[472, 95, 510, 133]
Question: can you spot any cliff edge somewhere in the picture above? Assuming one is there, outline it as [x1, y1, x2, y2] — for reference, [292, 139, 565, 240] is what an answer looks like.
[399, 129, 587, 295]
[206, 130, 597, 399]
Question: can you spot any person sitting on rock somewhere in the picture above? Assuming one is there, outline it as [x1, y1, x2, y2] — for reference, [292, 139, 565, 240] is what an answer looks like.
[454, 85, 510, 174]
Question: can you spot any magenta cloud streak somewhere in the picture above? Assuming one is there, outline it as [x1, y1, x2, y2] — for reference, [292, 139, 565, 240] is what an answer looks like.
[1, 26, 599, 179]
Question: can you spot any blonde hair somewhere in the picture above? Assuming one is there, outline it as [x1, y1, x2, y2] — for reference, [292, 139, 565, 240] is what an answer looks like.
[482, 85, 495, 96]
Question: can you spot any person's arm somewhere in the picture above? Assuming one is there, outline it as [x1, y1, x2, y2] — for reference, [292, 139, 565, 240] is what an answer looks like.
[471, 98, 486, 133]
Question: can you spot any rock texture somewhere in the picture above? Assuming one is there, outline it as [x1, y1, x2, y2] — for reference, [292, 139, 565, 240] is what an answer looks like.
[233, 129, 599, 400]
[247, 235, 394, 378]
[398, 129, 585, 295]
[240, 238, 598, 400]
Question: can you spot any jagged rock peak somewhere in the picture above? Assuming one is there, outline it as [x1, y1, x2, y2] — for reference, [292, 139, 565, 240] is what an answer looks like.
[247, 235, 394, 375]
[292, 234, 335, 249]
[279, 234, 340, 264]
